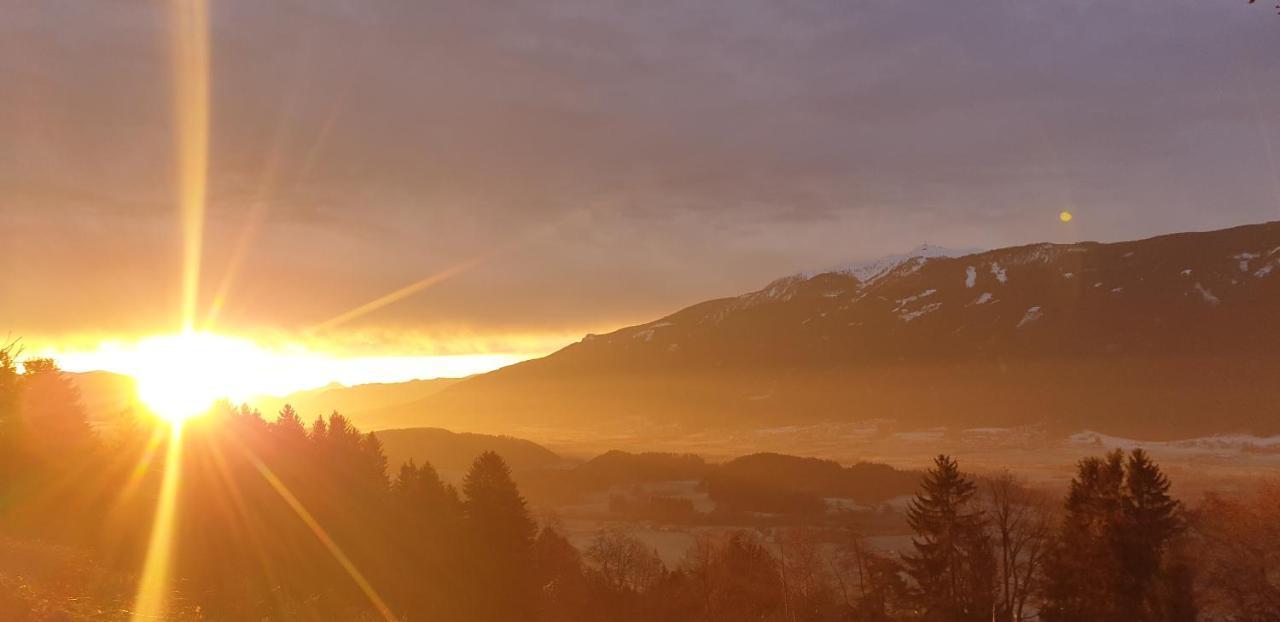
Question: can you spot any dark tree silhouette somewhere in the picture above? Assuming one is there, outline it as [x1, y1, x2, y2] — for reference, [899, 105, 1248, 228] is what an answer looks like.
[533, 522, 591, 621]
[679, 531, 783, 622]
[463, 450, 538, 621]
[1042, 449, 1192, 622]
[904, 454, 995, 621]
[15, 358, 94, 460]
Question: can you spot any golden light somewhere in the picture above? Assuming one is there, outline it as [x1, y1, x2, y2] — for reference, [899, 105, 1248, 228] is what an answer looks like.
[130, 0, 209, 617]
[172, 0, 210, 334]
[1059, 210, 1074, 223]
[132, 332, 263, 423]
[308, 256, 489, 334]
[42, 332, 532, 411]
[239, 446, 400, 621]
[131, 423, 186, 621]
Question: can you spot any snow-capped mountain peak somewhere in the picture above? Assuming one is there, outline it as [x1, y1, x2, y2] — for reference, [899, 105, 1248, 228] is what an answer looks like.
[800, 244, 979, 283]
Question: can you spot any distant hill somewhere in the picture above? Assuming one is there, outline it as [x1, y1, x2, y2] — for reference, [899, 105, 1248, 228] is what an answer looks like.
[516, 449, 919, 517]
[66, 371, 138, 426]
[707, 453, 922, 514]
[65, 372, 461, 432]
[395, 221, 1280, 439]
[249, 378, 461, 430]
[373, 427, 563, 474]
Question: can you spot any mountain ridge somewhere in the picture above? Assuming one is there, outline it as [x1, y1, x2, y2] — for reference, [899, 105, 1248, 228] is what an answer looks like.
[391, 221, 1280, 439]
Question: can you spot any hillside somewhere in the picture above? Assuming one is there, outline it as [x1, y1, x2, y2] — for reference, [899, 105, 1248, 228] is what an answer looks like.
[66, 371, 138, 426]
[373, 427, 564, 474]
[249, 377, 461, 429]
[395, 222, 1280, 439]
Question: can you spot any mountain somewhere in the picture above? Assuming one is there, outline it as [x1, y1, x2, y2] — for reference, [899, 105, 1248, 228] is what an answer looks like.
[66, 370, 139, 426]
[249, 378, 461, 429]
[372, 427, 563, 474]
[398, 222, 1280, 439]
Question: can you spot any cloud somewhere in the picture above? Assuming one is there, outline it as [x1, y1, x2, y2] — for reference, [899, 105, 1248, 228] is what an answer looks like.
[2, 0, 1278, 348]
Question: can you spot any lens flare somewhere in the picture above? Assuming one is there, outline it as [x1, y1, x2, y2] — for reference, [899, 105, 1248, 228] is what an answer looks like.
[308, 256, 489, 333]
[238, 446, 400, 621]
[130, 424, 185, 621]
[171, 0, 210, 334]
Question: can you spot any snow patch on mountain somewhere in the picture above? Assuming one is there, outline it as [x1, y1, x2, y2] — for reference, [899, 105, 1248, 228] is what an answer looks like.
[900, 302, 942, 322]
[633, 322, 674, 341]
[1071, 430, 1280, 454]
[893, 289, 937, 311]
[965, 266, 977, 288]
[1017, 306, 1042, 328]
[804, 244, 978, 283]
[1235, 252, 1260, 272]
[1193, 283, 1220, 306]
[737, 245, 977, 311]
[990, 263, 1008, 284]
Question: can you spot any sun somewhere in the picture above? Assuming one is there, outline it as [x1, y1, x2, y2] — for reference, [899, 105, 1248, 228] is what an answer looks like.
[1059, 210, 1074, 223]
[133, 332, 261, 423]
[44, 331, 532, 425]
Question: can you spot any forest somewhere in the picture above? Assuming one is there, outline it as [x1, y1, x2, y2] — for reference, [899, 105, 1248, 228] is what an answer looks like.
[2, 349, 1278, 621]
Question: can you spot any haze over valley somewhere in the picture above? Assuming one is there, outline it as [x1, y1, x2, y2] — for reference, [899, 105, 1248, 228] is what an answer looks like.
[5, 1, 1280, 620]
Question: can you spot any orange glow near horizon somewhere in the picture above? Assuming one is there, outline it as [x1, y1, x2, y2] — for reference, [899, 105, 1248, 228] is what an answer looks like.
[132, 332, 266, 422]
[40, 331, 532, 407]
[127, 2, 411, 616]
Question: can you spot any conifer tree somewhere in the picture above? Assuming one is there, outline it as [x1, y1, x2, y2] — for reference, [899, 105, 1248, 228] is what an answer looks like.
[309, 415, 327, 439]
[273, 404, 307, 440]
[1042, 449, 1190, 622]
[904, 454, 995, 621]
[463, 451, 538, 621]
[1042, 450, 1126, 621]
[17, 358, 93, 459]
[358, 432, 389, 488]
[533, 522, 590, 621]
[0, 344, 21, 487]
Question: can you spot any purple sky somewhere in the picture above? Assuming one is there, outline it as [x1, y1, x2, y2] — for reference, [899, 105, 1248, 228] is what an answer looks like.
[2, 0, 1278, 356]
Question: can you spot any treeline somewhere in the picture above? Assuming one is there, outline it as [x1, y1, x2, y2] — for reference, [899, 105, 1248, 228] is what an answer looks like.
[2, 351, 1279, 620]
[521, 450, 920, 523]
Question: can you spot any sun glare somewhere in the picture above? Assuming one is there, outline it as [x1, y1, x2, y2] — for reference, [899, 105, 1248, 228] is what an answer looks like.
[42, 331, 533, 423]
[133, 332, 259, 422]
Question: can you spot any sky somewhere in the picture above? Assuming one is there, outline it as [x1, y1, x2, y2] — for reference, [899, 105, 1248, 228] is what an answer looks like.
[2, 0, 1279, 387]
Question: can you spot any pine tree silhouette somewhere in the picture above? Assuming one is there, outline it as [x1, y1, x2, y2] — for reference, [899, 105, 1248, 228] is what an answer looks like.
[904, 454, 995, 621]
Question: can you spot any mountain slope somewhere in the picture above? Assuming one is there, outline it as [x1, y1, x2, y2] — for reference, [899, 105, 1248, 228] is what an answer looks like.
[67, 371, 139, 426]
[373, 427, 563, 474]
[394, 222, 1280, 438]
[249, 378, 461, 429]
